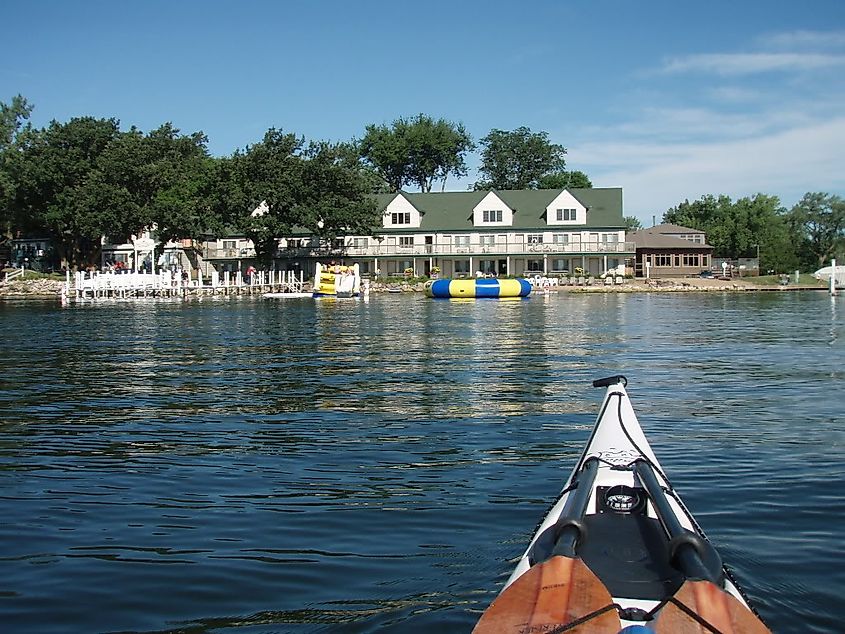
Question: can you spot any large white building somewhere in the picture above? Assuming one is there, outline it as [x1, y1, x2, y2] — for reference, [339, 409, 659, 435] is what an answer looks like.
[203, 187, 635, 279]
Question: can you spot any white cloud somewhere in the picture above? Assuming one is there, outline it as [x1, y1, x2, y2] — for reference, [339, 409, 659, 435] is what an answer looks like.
[660, 52, 845, 75]
[577, 118, 845, 222]
[760, 29, 845, 50]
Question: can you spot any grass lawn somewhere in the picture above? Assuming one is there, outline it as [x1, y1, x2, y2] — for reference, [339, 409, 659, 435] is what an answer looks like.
[741, 274, 826, 287]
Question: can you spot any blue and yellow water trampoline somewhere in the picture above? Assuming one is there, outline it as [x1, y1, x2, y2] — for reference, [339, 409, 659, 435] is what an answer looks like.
[424, 278, 532, 299]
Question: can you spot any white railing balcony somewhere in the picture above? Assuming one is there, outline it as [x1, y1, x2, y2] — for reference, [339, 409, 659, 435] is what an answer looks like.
[205, 247, 257, 259]
[340, 241, 635, 258]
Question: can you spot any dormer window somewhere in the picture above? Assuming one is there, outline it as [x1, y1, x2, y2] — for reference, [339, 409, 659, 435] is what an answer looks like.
[391, 212, 411, 225]
[556, 208, 577, 221]
[482, 209, 503, 223]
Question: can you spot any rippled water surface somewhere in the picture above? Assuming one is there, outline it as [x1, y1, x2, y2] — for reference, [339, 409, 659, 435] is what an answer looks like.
[1, 292, 843, 633]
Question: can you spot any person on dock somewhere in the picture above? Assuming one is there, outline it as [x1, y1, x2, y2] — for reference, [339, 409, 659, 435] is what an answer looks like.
[245, 265, 256, 285]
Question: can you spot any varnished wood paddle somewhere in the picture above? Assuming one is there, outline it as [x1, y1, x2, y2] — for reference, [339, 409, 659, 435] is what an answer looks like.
[473, 556, 620, 634]
[653, 579, 771, 634]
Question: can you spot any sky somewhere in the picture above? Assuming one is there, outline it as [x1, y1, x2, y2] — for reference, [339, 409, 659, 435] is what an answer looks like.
[3, 0, 845, 225]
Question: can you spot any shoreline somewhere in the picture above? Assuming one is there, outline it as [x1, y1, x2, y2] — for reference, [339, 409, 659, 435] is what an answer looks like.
[0, 277, 827, 299]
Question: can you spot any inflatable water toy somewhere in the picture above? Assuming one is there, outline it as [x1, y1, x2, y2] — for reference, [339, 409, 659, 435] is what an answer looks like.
[313, 263, 360, 298]
[474, 376, 770, 633]
[424, 278, 531, 299]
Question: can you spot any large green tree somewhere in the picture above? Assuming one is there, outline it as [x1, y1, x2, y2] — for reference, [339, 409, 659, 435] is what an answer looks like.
[10, 117, 127, 266]
[785, 192, 845, 270]
[663, 193, 798, 273]
[474, 127, 567, 190]
[0, 95, 34, 235]
[359, 114, 474, 192]
[9, 117, 214, 268]
[214, 129, 380, 265]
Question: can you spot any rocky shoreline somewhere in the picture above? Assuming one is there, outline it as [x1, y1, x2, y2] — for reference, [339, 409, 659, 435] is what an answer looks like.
[0, 278, 66, 298]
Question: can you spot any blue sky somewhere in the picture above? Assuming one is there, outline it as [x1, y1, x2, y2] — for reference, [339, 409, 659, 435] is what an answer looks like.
[4, 0, 845, 224]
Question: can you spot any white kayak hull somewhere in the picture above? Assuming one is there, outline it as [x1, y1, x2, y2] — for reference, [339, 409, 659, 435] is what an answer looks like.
[479, 376, 768, 632]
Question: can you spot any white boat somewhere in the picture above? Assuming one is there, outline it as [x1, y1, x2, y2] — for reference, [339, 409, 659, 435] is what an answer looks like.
[474, 376, 770, 633]
[813, 265, 845, 289]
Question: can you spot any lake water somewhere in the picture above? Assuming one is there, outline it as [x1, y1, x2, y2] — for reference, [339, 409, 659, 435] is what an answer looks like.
[1, 291, 843, 633]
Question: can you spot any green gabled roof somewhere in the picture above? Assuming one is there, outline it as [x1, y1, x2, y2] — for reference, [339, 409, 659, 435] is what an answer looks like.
[376, 188, 624, 232]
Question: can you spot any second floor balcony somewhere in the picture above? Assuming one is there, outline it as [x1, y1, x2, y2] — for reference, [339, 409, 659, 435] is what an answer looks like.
[341, 240, 636, 258]
[203, 240, 636, 260]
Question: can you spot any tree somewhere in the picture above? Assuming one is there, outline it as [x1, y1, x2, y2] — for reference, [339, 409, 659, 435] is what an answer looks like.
[623, 216, 643, 231]
[359, 114, 474, 192]
[10, 117, 127, 267]
[214, 129, 380, 265]
[137, 123, 217, 246]
[663, 193, 797, 273]
[786, 192, 845, 270]
[9, 116, 216, 268]
[474, 127, 567, 190]
[536, 170, 592, 190]
[0, 95, 34, 234]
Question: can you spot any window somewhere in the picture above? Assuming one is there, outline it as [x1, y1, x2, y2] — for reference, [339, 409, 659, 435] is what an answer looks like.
[399, 237, 413, 247]
[455, 235, 470, 247]
[527, 259, 543, 272]
[527, 234, 543, 244]
[654, 254, 672, 267]
[482, 209, 503, 222]
[391, 212, 411, 225]
[222, 240, 237, 250]
[556, 208, 577, 221]
[479, 259, 496, 273]
[454, 259, 470, 273]
[683, 253, 700, 267]
[353, 237, 368, 248]
[602, 233, 619, 243]
[480, 235, 495, 246]
[553, 234, 569, 244]
[552, 258, 570, 272]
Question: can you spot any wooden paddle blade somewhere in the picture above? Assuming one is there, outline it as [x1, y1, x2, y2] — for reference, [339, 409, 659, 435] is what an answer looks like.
[473, 556, 620, 634]
[653, 580, 771, 634]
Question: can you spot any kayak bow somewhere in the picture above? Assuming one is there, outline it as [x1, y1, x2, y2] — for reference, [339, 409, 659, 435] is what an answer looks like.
[474, 376, 770, 634]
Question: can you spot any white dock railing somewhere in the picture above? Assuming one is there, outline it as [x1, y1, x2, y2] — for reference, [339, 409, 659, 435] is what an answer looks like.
[73, 269, 305, 299]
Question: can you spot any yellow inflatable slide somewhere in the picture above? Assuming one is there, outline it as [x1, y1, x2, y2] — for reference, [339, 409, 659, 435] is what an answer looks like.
[313, 263, 361, 297]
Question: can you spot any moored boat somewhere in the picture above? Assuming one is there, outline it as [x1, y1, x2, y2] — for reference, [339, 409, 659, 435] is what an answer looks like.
[474, 376, 770, 633]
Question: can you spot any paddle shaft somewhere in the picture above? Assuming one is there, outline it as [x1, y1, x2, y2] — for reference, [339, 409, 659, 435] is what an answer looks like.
[552, 458, 599, 558]
[634, 460, 716, 583]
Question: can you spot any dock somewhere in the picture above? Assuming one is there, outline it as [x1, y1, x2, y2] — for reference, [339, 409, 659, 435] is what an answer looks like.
[71, 269, 307, 300]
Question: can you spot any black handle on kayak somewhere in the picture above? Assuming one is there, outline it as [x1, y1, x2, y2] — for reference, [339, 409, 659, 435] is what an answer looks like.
[592, 375, 627, 388]
[633, 460, 720, 584]
[552, 457, 599, 558]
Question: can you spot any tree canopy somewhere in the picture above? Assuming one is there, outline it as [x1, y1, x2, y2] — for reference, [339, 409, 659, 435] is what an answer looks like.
[0, 95, 34, 234]
[474, 127, 569, 190]
[212, 129, 380, 265]
[8, 116, 213, 268]
[359, 114, 474, 193]
[785, 192, 845, 270]
[663, 193, 800, 273]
